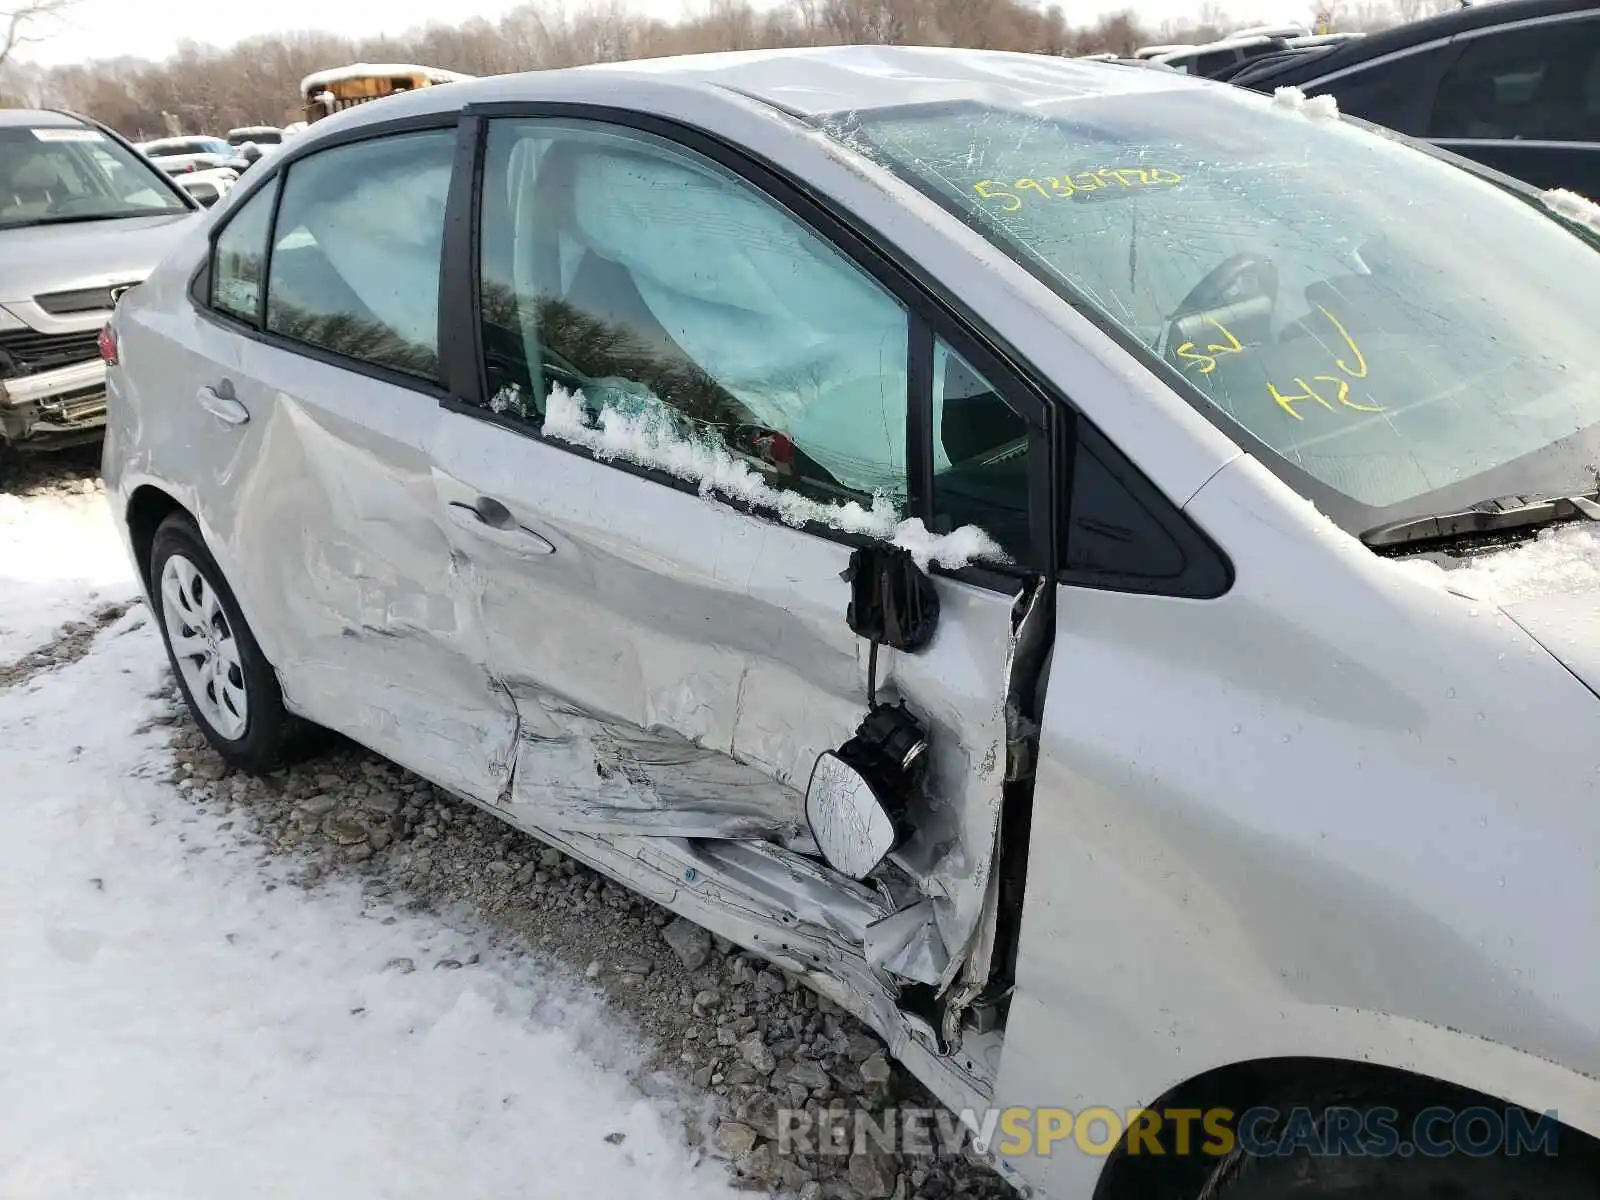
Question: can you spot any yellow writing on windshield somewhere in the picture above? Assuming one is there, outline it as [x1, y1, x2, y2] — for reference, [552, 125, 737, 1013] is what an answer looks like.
[1175, 319, 1244, 375]
[973, 167, 1183, 210]
[1317, 304, 1367, 379]
[1270, 306, 1380, 420]
[1176, 307, 1383, 420]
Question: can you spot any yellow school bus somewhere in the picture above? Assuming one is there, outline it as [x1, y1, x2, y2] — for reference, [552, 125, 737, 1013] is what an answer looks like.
[299, 63, 474, 125]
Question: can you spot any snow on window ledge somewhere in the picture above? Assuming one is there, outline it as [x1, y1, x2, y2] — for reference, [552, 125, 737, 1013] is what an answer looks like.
[542, 385, 1008, 571]
[1542, 188, 1600, 235]
[1271, 85, 1339, 121]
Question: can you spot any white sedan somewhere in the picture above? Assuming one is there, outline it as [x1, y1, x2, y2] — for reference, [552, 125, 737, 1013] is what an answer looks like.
[101, 46, 1600, 1200]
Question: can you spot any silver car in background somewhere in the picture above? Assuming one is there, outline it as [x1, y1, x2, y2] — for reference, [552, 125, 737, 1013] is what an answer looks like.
[1, 109, 199, 453]
[101, 47, 1600, 1200]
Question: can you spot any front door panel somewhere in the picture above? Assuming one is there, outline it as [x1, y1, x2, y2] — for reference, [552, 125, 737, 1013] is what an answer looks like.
[430, 409, 1019, 981]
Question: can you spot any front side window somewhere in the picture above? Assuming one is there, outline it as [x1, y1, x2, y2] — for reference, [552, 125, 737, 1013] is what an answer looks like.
[477, 118, 915, 520]
[827, 89, 1600, 535]
[1, 126, 187, 229]
[1430, 18, 1600, 142]
[931, 339, 1030, 557]
[210, 182, 276, 323]
[265, 130, 453, 380]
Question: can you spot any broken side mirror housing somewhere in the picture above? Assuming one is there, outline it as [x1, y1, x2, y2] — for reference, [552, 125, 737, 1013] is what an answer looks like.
[843, 543, 939, 653]
[804, 702, 930, 880]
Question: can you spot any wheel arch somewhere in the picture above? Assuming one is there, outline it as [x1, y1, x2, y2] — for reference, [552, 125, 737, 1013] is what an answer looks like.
[126, 483, 189, 593]
[1092, 1055, 1600, 1200]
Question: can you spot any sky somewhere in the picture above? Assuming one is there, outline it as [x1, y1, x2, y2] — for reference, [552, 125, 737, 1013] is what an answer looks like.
[13, 0, 1319, 67]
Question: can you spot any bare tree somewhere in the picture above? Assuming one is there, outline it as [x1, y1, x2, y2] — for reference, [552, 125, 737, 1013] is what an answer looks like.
[0, 0, 80, 73]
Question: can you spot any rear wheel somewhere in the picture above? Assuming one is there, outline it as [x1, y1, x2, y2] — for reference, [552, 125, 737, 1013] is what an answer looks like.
[149, 512, 319, 772]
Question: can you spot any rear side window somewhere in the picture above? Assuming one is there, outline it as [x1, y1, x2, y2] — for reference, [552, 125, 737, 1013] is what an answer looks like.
[1430, 17, 1600, 141]
[265, 130, 454, 381]
[210, 183, 275, 323]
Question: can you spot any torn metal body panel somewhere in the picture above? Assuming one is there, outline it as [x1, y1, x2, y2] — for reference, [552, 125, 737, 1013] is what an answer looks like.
[430, 406, 1017, 992]
[502, 680, 808, 839]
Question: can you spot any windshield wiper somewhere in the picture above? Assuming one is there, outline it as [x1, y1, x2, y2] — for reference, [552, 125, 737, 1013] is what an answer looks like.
[1362, 492, 1600, 549]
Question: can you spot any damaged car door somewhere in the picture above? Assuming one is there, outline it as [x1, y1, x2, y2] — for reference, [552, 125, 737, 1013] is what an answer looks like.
[428, 114, 1048, 997]
[192, 128, 518, 803]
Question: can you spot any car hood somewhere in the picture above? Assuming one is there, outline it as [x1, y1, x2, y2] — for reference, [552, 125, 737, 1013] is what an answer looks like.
[0, 211, 201, 305]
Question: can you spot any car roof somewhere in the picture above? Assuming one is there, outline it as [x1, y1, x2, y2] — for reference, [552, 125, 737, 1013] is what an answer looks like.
[0, 109, 89, 129]
[1234, 0, 1592, 87]
[314, 44, 1198, 139]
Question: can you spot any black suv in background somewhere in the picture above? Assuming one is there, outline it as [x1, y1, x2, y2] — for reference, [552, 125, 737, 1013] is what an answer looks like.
[1231, 0, 1600, 195]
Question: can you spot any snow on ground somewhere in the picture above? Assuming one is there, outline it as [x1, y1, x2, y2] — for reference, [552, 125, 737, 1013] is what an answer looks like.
[0, 482, 132, 661]
[0, 486, 751, 1199]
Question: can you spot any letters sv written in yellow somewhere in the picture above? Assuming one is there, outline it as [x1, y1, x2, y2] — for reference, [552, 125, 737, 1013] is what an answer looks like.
[1175, 319, 1245, 376]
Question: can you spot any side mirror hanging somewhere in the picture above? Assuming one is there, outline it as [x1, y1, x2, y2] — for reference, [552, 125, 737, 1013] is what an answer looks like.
[805, 702, 930, 881]
[842, 543, 939, 654]
[805, 544, 939, 880]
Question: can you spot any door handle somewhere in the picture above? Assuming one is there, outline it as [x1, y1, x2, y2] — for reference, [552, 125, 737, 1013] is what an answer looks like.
[446, 497, 556, 555]
[197, 383, 248, 426]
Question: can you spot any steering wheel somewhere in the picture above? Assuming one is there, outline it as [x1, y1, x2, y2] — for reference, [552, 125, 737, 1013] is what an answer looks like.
[1163, 253, 1279, 357]
[1172, 253, 1279, 319]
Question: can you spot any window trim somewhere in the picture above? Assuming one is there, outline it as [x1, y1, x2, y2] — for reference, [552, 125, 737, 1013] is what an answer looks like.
[1432, 137, 1600, 151]
[448, 103, 1062, 592]
[190, 112, 460, 400]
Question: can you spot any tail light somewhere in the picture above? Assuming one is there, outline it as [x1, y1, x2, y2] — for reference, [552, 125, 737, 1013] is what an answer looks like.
[98, 323, 119, 366]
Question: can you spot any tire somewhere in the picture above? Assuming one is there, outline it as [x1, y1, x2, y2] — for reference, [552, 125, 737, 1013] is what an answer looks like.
[148, 512, 320, 772]
[1199, 1107, 1596, 1200]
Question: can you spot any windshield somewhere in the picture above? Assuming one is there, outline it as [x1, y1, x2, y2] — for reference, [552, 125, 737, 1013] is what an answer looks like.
[2, 126, 189, 228]
[824, 92, 1600, 537]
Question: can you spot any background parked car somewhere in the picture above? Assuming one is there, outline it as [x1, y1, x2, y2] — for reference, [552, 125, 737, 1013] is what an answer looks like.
[136, 135, 252, 177]
[170, 166, 240, 207]
[1154, 33, 1293, 77]
[0, 109, 199, 453]
[1230, 0, 1599, 194]
[225, 125, 285, 147]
